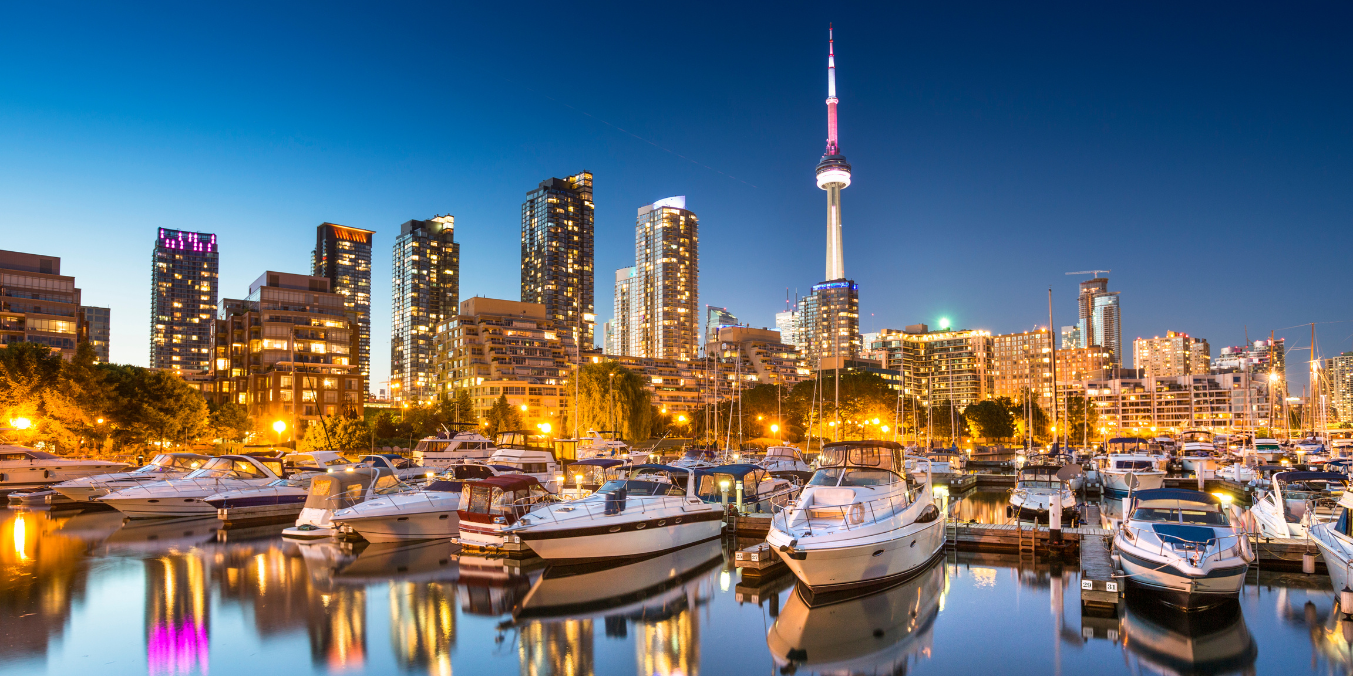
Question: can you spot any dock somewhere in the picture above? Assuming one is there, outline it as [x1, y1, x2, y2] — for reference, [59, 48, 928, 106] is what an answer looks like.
[1078, 505, 1119, 607]
[217, 504, 303, 529]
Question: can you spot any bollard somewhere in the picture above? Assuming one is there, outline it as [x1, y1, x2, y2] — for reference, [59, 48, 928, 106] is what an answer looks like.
[1050, 497, 1063, 543]
[1304, 549, 1317, 575]
[1342, 587, 1353, 615]
[735, 479, 744, 513]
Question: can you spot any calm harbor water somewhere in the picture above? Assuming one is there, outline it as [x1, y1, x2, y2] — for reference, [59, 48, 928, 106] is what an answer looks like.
[1, 504, 1350, 676]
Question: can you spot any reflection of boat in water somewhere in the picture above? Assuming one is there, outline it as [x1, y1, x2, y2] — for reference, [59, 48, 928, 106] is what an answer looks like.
[515, 538, 722, 620]
[101, 516, 222, 554]
[1121, 594, 1257, 675]
[335, 540, 460, 583]
[766, 554, 944, 674]
[457, 553, 537, 616]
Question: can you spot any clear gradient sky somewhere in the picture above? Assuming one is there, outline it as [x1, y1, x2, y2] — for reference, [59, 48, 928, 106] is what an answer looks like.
[2, 3, 1350, 391]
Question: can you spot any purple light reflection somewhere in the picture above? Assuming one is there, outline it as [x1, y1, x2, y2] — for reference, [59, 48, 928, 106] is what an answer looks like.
[147, 620, 209, 676]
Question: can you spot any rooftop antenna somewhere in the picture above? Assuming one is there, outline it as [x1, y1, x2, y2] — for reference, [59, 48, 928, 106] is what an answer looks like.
[1065, 270, 1111, 278]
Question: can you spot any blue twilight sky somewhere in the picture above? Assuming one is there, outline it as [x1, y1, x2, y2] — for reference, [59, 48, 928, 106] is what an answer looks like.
[2, 2, 1350, 392]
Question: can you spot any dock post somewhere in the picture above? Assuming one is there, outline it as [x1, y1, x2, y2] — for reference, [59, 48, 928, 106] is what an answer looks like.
[1050, 499, 1062, 543]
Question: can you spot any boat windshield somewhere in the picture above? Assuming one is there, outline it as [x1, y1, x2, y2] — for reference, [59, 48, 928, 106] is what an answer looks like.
[186, 457, 267, 480]
[595, 480, 683, 497]
[808, 467, 895, 487]
[1131, 506, 1229, 526]
[1114, 460, 1156, 470]
[1018, 480, 1061, 490]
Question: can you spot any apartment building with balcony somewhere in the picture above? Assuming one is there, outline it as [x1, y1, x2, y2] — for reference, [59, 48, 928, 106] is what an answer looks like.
[1082, 371, 1275, 435]
[0, 250, 81, 359]
[205, 272, 363, 423]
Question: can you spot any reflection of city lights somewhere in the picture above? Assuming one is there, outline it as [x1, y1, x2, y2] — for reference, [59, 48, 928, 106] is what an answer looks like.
[12, 512, 26, 561]
[719, 570, 730, 592]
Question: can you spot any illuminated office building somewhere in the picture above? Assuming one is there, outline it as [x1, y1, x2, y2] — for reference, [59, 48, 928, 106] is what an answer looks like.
[80, 306, 110, 363]
[0, 250, 82, 359]
[991, 328, 1054, 409]
[313, 222, 375, 381]
[150, 229, 218, 371]
[391, 215, 459, 405]
[1133, 331, 1210, 378]
[521, 171, 595, 348]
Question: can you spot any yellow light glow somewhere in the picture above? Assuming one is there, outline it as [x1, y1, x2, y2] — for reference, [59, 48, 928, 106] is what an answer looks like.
[520, 404, 528, 412]
[770, 424, 779, 433]
[677, 415, 687, 423]
[537, 422, 552, 434]
[272, 420, 286, 433]
[872, 418, 880, 425]
[881, 425, 890, 433]
[1212, 492, 1233, 504]
[13, 512, 27, 561]
[10, 418, 32, 430]
[575, 474, 583, 485]
[96, 418, 105, 424]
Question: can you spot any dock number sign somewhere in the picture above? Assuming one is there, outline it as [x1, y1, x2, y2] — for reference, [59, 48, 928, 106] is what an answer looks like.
[1081, 580, 1092, 590]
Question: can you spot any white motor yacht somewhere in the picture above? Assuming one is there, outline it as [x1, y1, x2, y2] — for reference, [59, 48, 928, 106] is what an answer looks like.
[51, 452, 209, 503]
[1249, 470, 1346, 538]
[487, 431, 561, 491]
[694, 464, 799, 514]
[1332, 439, 1353, 460]
[1216, 462, 1257, 483]
[332, 463, 502, 543]
[761, 445, 814, 474]
[353, 453, 431, 483]
[0, 446, 128, 491]
[283, 466, 402, 540]
[767, 555, 944, 674]
[456, 474, 558, 550]
[1113, 488, 1253, 609]
[411, 428, 497, 468]
[1007, 463, 1077, 523]
[1100, 452, 1166, 494]
[505, 465, 723, 563]
[1310, 491, 1353, 595]
[1177, 430, 1218, 474]
[98, 454, 285, 517]
[1245, 437, 1285, 463]
[198, 451, 353, 513]
[669, 447, 721, 469]
[575, 430, 640, 461]
[766, 440, 945, 597]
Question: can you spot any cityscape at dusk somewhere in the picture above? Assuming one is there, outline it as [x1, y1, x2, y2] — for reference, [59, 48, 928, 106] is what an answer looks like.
[2, 4, 1353, 676]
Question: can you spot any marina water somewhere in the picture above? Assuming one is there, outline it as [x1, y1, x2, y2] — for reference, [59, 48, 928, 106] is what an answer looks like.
[0, 504, 1347, 675]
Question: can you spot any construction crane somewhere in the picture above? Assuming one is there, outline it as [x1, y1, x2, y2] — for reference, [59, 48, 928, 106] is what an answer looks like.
[1065, 269, 1111, 277]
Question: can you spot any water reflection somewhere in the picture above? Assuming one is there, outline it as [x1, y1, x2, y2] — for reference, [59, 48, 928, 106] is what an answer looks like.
[767, 556, 945, 674]
[949, 489, 1010, 524]
[2, 506, 1351, 676]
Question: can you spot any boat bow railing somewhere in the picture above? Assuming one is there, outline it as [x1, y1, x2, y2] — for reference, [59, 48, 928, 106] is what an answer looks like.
[1119, 523, 1254, 569]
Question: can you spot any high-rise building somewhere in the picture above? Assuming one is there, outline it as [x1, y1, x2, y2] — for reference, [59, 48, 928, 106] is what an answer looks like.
[704, 306, 737, 347]
[801, 28, 861, 369]
[313, 222, 375, 382]
[208, 272, 363, 423]
[870, 324, 993, 411]
[1331, 352, 1353, 423]
[521, 171, 595, 348]
[1060, 325, 1081, 350]
[631, 196, 699, 361]
[775, 309, 800, 352]
[0, 250, 82, 359]
[390, 216, 459, 405]
[797, 280, 860, 367]
[1072, 278, 1121, 366]
[992, 328, 1054, 409]
[1057, 346, 1115, 384]
[609, 266, 638, 356]
[1133, 331, 1210, 378]
[1083, 372, 1276, 434]
[80, 306, 110, 363]
[150, 229, 218, 372]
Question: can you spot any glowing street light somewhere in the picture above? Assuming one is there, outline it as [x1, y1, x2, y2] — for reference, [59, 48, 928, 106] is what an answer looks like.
[938, 317, 951, 330]
[272, 420, 286, 447]
[10, 418, 32, 430]
[537, 422, 552, 434]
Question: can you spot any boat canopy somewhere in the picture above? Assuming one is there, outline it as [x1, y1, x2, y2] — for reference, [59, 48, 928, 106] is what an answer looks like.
[495, 430, 553, 452]
[1273, 471, 1346, 485]
[1018, 465, 1065, 481]
[468, 475, 541, 492]
[304, 467, 394, 510]
[819, 440, 905, 474]
[565, 458, 627, 469]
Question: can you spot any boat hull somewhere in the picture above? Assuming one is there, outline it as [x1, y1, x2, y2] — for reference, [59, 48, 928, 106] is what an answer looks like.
[99, 496, 217, 518]
[1117, 547, 1247, 610]
[335, 493, 462, 543]
[774, 519, 946, 595]
[1103, 471, 1165, 494]
[517, 512, 724, 563]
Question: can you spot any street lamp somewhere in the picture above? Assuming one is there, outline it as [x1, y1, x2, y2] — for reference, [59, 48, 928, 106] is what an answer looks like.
[10, 418, 32, 430]
[273, 420, 286, 446]
[770, 423, 780, 443]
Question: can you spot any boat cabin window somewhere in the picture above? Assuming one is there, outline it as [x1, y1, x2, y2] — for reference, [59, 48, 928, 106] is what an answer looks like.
[1114, 460, 1155, 470]
[566, 464, 620, 486]
[554, 440, 578, 462]
[596, 480, 683, 497]
[1131, 505, 1229, 526]
[808, 467, 895, 487]
[1020, 480, 1061, 490]
[169, 456, 204, 470]
[373, 475, 402, 494]
[500, 462, 550, 474]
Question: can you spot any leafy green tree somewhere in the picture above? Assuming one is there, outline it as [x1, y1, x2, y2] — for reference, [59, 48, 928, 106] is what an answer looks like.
[298, 415, 372, 452]
[576, 362, 654, 442]
[101, 365, 209, 450]
[207, 402, 253, 442]
[964, 400, 1015, 440]
[484, 394, 523, 438]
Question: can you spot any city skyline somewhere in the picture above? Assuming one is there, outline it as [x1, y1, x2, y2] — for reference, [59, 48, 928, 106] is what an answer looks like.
[2, 5, 1350, 391]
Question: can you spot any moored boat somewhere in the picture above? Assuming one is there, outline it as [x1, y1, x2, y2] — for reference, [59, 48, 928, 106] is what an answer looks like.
[51, 452, 209, 503]
[1007, 463, 1077, 523]
[282, 466, 401, 540]
[1113, 488, 1253, 609]
[766, 440, 944, 598]
[0, 446, 128, 491]
[504, 465, 723, 564]
[332, 463, 502, 543]
[456, 475, 557, 550]
[98, 454, 285, 517]
[1249, 470, 1345, 538]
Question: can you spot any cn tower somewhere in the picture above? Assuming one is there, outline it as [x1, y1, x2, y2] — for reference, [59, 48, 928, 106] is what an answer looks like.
[816, 24, 851, 281]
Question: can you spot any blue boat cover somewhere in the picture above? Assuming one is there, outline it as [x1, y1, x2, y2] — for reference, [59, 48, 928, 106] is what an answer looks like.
[1152, 523, 1218, 544]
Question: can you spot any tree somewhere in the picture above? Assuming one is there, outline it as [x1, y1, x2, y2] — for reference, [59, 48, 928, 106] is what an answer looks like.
[576, 362, 654, 442]
[1062, 394, 1099, 446]
[1001, 392, 1050, 445]
[298, 415, 372, 452]
[208, 402, 253, 442]
[964, 400, 1015, 440]
[101, 365, 209, 450]
[484, 394, 523, 438]
[447, 388, 475, 425]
